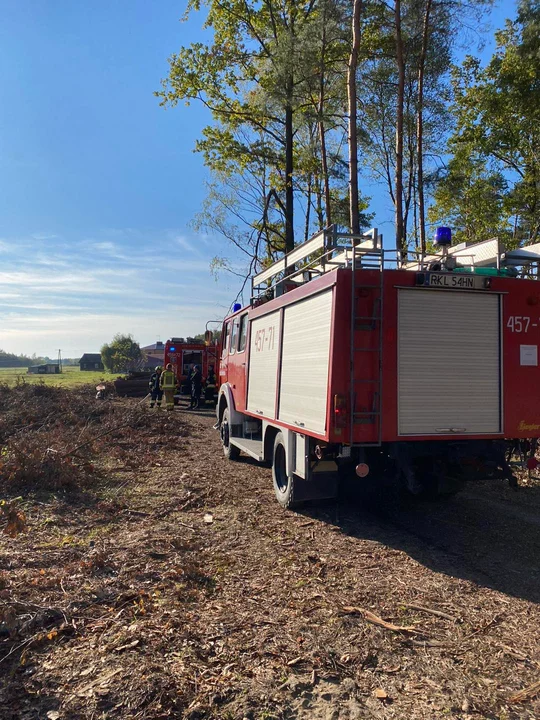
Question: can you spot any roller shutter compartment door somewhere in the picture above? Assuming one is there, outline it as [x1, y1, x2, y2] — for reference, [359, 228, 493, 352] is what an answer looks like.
[278, 289, 333, 434]
[247, 310, 281, 418]
[398, 290, 501, 435]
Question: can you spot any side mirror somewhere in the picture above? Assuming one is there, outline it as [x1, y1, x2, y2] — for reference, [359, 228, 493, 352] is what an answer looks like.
[204, 330, 213, 344]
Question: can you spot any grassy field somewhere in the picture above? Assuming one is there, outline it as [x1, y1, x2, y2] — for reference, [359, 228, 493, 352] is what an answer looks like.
[0, 365, 117, 388]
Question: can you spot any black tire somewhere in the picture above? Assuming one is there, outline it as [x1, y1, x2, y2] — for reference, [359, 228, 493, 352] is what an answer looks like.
[220, 407, 240, 461]
[272, 432, 298, 508]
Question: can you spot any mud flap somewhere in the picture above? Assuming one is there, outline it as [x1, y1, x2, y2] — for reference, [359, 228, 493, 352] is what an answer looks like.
[291, 471, 338, 502]
[387, 442, 423, 495]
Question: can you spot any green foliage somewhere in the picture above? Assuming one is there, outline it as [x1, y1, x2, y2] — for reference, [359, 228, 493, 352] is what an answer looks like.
[438, 0, 540, 243]
[159, 0, 362, 266]
[161, 0, 530, 262]
[428, 150, 509, 245]
[101, 334, 144, 373]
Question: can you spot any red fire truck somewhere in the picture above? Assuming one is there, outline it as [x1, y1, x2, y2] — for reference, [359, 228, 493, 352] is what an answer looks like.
[163, 338, 218, 402]
[215, 227, 540, 508]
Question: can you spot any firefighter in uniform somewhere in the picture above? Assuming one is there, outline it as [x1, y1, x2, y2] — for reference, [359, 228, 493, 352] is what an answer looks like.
[159, 363, 177, 411]
[148, 366, 163, 409]
[189, 364, 202, 409]
[205, 365, 217, 405]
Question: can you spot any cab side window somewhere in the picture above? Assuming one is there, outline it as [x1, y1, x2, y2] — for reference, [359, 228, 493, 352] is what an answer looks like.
[223, 321, 231, 356]
[238, 314, 247, 352]
[230, 318, 238, 355]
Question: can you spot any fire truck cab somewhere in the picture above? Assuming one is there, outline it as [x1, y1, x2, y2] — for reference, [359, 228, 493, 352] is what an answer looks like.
[216, 227, 540, 508]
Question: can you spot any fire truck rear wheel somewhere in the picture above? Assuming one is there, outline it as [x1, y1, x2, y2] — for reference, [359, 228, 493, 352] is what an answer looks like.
[272, 432, 298, 509]
[221, 408, 240, 461]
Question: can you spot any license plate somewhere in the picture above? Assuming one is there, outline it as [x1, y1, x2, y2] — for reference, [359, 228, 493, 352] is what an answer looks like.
[424, 272, 485, 290]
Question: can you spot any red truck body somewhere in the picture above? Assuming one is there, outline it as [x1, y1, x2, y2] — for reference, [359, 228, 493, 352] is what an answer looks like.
[215, 230, 540, 506]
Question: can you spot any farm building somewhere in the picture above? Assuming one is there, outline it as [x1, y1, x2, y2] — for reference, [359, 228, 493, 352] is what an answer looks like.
[142, 341, 165, 370]
[142, 341, 164, 361]
[79, 353, 104, 371]
[27, 363, 60, 375]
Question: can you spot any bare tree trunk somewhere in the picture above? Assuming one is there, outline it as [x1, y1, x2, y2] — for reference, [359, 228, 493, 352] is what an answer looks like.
[417, 0, 433, 257]
[395, 0, 406, 260]
[348, 0, 363, 234]
[315, 174, 324, 230]
[285, 93, 294, 252]
[413, 178, 419, 253]
[318, 14, 332, 227]
[319, 121, 332, 227]
[403, 81, 416, 244]
[304, 172, 312, 242]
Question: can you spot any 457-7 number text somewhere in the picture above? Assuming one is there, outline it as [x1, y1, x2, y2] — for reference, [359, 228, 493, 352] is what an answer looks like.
[507, 316, 537, 333]
[254, 326, 276, 352]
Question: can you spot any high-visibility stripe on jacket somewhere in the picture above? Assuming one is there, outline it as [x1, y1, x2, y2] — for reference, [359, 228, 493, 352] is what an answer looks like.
[160, 370, 177, 389]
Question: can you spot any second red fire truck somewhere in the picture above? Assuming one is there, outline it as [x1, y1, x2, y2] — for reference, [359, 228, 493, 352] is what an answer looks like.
[163, 337, 218, 404]
[214, 227, 540, 508]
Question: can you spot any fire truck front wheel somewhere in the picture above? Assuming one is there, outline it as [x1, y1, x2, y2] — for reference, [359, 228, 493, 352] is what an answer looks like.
[220, 408, 240, 461]
[272, 432, 298, 509]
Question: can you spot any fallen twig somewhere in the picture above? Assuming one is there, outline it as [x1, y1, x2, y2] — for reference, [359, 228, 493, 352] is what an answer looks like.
[405, 603, 459, 622]
[341, 606, 420, 634]
[462, 613, 503, 640]
[500, 644, 540, 669]
[509, 679, 540, 703]
[176, 520, 196, 531]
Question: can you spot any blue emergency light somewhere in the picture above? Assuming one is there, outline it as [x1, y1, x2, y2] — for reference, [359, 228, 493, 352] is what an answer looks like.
[233, 303, 242, 312]
[169, 347, 176, 352]
[434, 226, 452, 246]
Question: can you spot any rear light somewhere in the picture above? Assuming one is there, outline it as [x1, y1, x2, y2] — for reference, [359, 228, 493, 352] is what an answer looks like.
[356, 463, 369, 477]
[334, 394, 348, 428]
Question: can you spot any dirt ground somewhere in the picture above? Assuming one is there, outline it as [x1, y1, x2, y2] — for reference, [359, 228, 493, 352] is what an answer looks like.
[1, 393, 539, 720]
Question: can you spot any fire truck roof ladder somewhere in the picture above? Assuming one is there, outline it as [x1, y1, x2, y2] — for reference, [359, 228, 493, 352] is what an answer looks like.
[349, 240, 384, 447]
[251, 226, 384, 300]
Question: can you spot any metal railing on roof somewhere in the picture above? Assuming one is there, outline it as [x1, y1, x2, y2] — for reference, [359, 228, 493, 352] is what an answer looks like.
[250, 230, 540, 304]
[251, 226, 393, 302]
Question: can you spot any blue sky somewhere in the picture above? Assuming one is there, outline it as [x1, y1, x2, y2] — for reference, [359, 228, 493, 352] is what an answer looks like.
[0, 0, 515, 357]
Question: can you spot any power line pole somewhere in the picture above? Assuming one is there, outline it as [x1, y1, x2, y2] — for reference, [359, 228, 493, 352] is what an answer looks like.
[57, 349, 62, 374]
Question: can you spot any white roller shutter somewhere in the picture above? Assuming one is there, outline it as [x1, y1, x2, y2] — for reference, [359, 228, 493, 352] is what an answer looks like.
[278, 289, 333, 434]
[398, 289, 501, 435]
[247, 310, 281, 418]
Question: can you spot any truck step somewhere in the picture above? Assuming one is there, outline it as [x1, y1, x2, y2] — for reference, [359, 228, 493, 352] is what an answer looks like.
[229, 437, 264, 461]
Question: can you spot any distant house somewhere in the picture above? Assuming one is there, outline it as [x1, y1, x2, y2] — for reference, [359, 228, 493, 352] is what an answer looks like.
[79, 353, 104, 371]
[142, 341, 165, 370]
[28, 363, 60, 375]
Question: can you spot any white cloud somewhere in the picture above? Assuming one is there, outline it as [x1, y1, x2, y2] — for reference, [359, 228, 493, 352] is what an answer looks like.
[31, 233, 59, 241]
[174, 235, 198, 253]
[0, 227, 244, 357]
